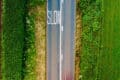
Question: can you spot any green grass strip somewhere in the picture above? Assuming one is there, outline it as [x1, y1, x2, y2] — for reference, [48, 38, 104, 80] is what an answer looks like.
[2, 0, 25, 79]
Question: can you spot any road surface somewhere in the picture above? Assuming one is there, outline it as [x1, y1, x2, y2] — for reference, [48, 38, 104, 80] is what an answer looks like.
[47, 0, 76, 80]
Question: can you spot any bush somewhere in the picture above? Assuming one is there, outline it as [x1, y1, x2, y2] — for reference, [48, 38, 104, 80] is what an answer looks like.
[79, 0, 102, 80]
[28, 0, 45, 7]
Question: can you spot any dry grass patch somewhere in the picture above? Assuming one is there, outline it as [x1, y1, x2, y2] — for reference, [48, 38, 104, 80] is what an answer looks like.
[34, 5, 46, 80]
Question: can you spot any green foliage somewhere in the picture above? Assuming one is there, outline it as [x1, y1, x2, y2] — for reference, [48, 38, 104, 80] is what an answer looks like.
[28, 0, 45, 7]
[23, 12, 36, 80]
[22, 0, 45, 79]
[79, 0, 102, 80]
[2, 0, 45, 79]
[2, 0, 25, 79]
[79, 0, 120, 80]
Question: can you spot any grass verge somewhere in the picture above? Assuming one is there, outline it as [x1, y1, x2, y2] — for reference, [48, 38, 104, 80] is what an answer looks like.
[23, 0, 45, 80]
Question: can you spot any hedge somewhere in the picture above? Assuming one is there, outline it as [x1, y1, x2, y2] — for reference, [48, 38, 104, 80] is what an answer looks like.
[79, 0, 102, 80]
[23, 0, 45, 79]
[2, 0, 25, 79]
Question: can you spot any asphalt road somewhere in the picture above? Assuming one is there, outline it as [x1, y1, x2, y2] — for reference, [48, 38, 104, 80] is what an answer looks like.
[47, 0, 75, 80]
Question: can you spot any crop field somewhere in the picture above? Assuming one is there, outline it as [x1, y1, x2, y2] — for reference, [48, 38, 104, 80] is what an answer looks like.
[100, 0, 120, 80]
[2, 0, 25, 79]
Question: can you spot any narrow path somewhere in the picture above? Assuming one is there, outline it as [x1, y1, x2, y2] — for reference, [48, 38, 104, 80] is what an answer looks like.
[34, 5, 46, 80]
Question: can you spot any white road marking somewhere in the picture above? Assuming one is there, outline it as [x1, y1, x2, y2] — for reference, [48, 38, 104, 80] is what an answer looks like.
[61, 26, 64, 31]
[47, 11, 60, 24]
[61, 0, 64, 4]
[60, 0, 63, 80]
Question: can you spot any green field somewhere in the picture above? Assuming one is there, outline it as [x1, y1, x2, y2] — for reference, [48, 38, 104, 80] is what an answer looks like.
[100, 0, 120, 80]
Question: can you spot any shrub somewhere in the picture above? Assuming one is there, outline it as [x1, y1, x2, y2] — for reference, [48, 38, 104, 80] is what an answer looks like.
[79, 0, 102, 80]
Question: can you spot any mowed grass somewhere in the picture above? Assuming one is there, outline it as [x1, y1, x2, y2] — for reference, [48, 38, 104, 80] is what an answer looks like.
[100, 0, 120, 80]
[2, 0, 25, 79]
